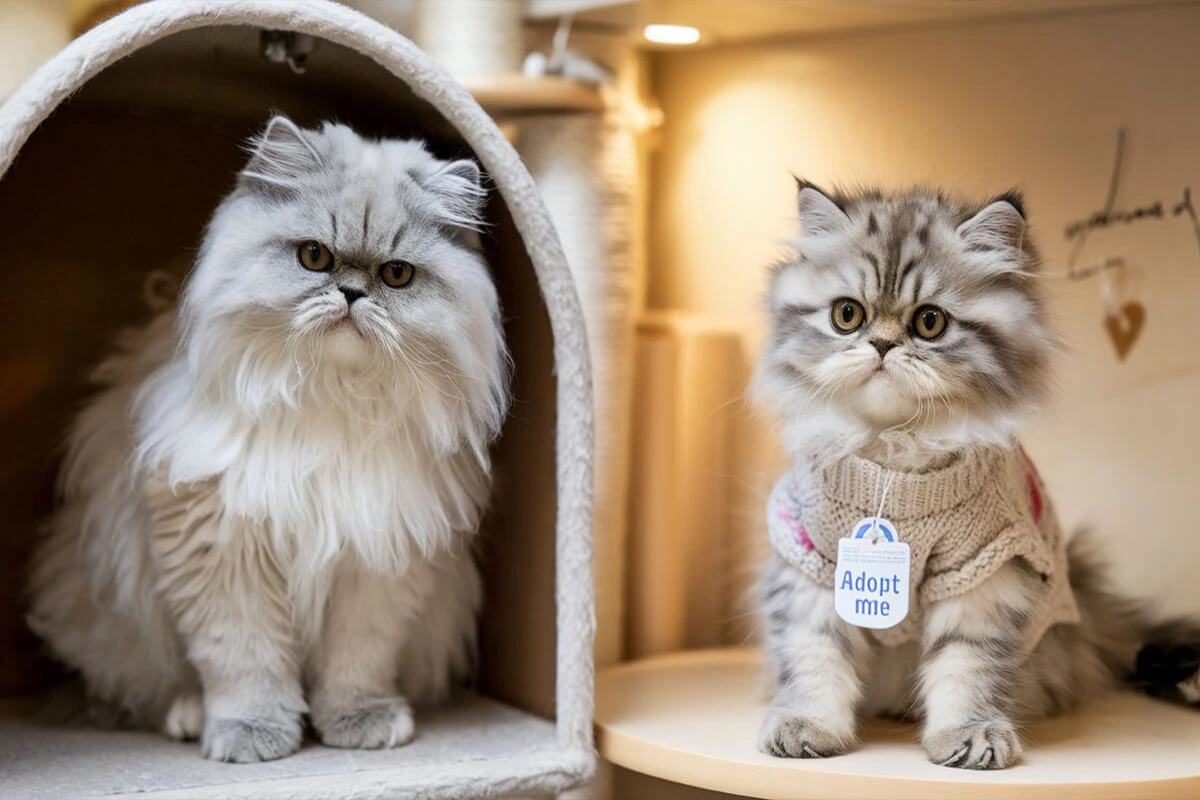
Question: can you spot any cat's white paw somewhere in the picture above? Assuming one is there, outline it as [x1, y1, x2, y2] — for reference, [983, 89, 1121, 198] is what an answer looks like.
[201, 713, 303, 763]
[758, 710, 855, 758]
[923, 718, 1022, 770]
[163, 694, 205, 741]
[313, 696, 415, 749]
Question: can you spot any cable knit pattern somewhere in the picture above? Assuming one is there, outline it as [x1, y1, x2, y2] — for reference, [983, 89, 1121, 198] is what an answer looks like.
[768, 447, 1078, 648]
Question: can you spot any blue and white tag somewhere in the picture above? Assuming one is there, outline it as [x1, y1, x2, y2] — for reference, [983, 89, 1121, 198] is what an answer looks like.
[834, 517, 910, 629]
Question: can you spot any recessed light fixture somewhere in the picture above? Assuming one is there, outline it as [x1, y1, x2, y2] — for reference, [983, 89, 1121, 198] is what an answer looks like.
[643, 24, 701, 46]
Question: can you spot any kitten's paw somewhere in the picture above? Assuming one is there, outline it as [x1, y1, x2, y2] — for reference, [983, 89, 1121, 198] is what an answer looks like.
[313, 696, 415, 750]
[923, 718, 1022, 770]
[163, 694, 205, 741]
[202, 713, 302, 763]
[1178, 668, 1200, 704]
[758, 711, 854, 758]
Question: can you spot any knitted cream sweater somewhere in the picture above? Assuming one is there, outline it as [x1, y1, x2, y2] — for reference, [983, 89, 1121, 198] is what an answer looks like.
[767, 446, 1079, 648]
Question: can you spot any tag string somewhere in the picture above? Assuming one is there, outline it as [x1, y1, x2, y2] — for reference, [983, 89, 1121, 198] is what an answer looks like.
[871, 470, 896, 540]
[875, 471, 895, 522]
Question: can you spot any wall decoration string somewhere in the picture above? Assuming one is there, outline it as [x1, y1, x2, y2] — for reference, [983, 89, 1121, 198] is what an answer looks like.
[1059, 128, 1200, 362]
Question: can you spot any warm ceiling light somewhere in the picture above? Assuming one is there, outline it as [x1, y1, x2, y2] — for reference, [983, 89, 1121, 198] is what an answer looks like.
[643, 24, 701, 46]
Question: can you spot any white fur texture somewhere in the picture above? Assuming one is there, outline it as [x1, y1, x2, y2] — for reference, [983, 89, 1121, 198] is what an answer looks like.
[0, 0, 595, 792]
[28, 119, 506, 763]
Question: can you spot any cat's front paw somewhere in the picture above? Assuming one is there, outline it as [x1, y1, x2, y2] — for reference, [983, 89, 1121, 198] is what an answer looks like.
[758, 710, 855, 758]
[202, 713, 303, 763]
[923, 718, 1022, 770]
[163, 694, 205, 741]
[312, 696, 415, 749]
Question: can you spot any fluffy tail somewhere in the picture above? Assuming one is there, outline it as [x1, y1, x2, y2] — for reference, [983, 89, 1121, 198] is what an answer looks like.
[1134, 625, 1200, 704]
[1069, 531, 1200, 705]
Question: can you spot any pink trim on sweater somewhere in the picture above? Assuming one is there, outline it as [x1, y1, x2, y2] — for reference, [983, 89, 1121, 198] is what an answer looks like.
[1019, 447, 1044, 524]
[778, 507, 815, 552]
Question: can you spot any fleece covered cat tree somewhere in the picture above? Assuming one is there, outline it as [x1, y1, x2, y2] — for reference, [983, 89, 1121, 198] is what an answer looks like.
[0, 1, 594, 797]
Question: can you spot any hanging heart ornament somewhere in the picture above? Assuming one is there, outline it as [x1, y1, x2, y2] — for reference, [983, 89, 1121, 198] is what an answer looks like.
[1104, 301, 1145, 361]
[1099, 259, 1144, 362]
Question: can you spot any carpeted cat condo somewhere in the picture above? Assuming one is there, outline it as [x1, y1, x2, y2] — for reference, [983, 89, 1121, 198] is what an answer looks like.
[0, 1, 595, 797]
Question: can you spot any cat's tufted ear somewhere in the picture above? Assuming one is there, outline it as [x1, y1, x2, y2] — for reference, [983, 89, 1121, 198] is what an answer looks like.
[796, 179, 851, 238]
[419, 158, 487, 232]
[240, 115, 323, 190]
[957, 193, 1026, 253]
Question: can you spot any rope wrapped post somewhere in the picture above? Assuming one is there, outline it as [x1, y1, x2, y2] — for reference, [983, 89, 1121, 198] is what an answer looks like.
[414, 0, 523, 78]
[518, 109, 638, 668]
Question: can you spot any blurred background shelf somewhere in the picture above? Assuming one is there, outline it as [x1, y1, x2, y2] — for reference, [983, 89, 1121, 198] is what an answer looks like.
[596, 648, 1200, 800]
[460, 75, 604, 115]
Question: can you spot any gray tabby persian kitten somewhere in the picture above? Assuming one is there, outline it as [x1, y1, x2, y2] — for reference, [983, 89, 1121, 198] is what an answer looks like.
[754, 182, 1200, 769]
[28, 117, 509, 762]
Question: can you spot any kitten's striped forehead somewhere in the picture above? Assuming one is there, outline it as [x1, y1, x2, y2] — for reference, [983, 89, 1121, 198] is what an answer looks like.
[852, 195, 946, 306]
[784, 189, 1038, 311]
[760, 185, 1055, 438]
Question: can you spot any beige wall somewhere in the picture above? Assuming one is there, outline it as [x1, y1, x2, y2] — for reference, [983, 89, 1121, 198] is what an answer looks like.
[0, 0, 71, 97]
[648, 3, 1200, 642]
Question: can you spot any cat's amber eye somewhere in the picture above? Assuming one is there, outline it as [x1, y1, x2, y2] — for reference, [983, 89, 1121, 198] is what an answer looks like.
[830, 298, 866, 333]
[297, 240, 333, 272]
[912, 305, 949, 340]
[379, 260, 416, 289]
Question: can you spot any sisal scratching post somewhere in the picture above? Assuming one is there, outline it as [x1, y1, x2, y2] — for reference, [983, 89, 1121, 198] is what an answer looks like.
[413, 0, 523, 78]
[518, 111, 638, 668]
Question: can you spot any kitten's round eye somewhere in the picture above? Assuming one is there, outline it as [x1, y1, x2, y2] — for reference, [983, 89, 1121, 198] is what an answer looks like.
[830, 299, 866, 333]
[912, 305, 948, 340]
[297, 241, 333, 272]
[379, 260, 416, 289]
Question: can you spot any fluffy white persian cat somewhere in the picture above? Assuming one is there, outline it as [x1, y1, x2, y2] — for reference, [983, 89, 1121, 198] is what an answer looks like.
[27, 116, 510, 763]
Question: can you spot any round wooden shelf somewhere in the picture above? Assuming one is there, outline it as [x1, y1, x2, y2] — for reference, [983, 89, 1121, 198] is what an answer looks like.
[460, 75, 604, 115]
[596, 648, 1200, 800]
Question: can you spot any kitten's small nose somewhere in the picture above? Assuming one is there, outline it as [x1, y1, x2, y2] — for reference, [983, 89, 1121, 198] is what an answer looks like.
[870, 339, 897, 358]
[339, 287, 366, 306]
